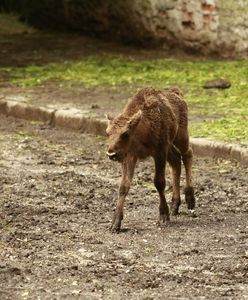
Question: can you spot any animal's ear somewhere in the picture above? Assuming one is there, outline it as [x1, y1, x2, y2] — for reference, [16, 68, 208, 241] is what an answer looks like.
[127, 110, 142, 130]
[105, 114, 114, 126]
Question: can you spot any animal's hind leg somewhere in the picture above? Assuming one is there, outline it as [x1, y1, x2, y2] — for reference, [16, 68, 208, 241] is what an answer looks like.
[174, 136, 195, 211]
[182, 147, 195, 210]
[154, 148, 170, 225]
[167, 147, 182, 215]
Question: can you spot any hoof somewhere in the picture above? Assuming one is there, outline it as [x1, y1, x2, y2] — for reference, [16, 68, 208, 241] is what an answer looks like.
[109, 224, 121, 233]
[157, 214, 170, 227]
[170, 207, 179, 216]
[184, 187, 195, 210]
[109, 220, 121, 232]
[170, 202, 180, 216]
[110, 217, 122, 233]
[110, 210, 123, 233]
[170, 199, 181, 216]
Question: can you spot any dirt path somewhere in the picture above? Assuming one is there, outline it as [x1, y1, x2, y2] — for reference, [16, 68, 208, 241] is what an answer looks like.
[0, 116, 247, 300]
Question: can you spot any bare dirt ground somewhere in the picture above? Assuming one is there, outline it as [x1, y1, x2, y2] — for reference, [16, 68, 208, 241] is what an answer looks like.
[0, 115, 247, 299]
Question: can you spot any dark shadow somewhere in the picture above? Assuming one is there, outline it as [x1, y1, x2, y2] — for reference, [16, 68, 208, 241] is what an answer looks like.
[0, 29, 216, 69]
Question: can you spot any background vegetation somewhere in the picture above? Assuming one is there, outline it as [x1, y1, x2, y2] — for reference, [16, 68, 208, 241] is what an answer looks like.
[3, 55, 247, 143]
[0, 14, 247, 144]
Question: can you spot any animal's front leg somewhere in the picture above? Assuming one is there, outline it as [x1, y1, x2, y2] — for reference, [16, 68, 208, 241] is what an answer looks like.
[154, 149, 170, 226]
[110, 157, 137, 232]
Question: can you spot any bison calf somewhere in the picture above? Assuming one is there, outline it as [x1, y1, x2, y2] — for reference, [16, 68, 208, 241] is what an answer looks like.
[106, 87, 195, 232]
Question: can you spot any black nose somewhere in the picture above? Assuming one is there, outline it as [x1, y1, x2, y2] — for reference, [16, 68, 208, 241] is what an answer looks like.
[106, 151, 118, 161]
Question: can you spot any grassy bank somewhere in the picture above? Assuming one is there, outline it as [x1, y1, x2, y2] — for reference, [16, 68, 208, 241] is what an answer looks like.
[2, 55, 247, 143]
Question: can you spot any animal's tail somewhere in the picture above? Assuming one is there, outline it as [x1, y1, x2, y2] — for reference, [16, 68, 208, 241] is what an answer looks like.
[167, 144, 181, 164]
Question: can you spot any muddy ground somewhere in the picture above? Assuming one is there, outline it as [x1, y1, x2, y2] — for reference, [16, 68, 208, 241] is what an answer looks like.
[0, 115, 247, 299]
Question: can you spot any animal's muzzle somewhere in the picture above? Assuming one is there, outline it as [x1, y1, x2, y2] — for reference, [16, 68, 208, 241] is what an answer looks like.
[106, 151, 118, 161]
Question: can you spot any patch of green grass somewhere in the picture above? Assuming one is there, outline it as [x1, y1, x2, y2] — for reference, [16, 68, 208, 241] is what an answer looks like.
[15, 130, 34, 139]
[2, 55, 248, 143]
[139, 182, 156, 191]
[190, 114, 247, 143]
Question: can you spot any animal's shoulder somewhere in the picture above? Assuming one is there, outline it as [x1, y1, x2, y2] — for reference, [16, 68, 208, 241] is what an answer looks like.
[125, 87, 186, 116]
[163, 88, 187, 107]
[124, 88, 158, 114]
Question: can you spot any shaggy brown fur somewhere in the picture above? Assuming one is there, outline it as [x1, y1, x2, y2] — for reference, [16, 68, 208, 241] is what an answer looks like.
[106, 87, 195, 232]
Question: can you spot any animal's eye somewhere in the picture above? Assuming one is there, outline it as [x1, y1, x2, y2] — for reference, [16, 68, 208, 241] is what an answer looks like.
[121, 132, 129, 140]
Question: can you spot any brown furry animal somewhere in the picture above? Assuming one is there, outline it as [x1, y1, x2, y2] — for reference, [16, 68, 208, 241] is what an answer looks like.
[106, 87, 195, 232]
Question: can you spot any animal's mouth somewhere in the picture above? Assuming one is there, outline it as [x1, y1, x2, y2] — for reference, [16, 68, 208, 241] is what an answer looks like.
[106, 151, 124, 162]
[107, 151, 118, 161]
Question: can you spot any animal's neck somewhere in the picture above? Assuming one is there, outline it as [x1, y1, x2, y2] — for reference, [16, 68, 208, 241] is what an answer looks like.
[130, 122, 156, 159]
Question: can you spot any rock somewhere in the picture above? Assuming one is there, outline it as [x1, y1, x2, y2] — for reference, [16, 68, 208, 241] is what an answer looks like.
[91, 104, 100, 109]
[203, 79, 231, 89]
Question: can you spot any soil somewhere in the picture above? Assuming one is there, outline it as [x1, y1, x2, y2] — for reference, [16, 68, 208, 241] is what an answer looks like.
[0, 115, 247, 300]
[0, 84, 134, 121]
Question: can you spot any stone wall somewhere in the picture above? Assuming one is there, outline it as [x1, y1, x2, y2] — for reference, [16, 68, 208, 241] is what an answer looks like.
[123, 0, 219, 52]
[216, 0, 248, 56]
[1, 0, 248, 57]
[112, 0, 248, 57]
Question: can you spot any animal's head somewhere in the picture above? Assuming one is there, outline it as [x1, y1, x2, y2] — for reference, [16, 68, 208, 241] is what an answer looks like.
[106, 110, 142, 162]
